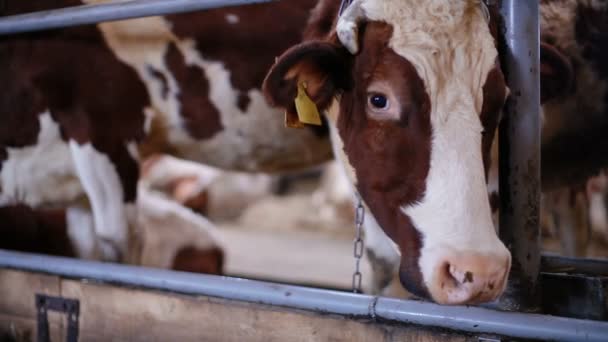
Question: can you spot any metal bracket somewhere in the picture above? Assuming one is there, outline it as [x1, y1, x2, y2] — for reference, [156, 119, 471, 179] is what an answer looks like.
[36, 294, 79, 342]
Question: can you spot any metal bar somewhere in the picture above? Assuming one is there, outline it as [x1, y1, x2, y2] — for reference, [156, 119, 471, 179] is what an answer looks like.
[498, 0, 541, 312]
[542, 253, 608, 277]
[2, 250, 608, 341]
[0, 0, 274, 36]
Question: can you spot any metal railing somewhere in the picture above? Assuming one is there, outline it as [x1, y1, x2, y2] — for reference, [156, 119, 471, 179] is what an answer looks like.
[0, 0, 273, 35]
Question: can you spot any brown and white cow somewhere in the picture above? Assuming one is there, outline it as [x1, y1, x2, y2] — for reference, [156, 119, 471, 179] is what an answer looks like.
[326, 0, 608, 295]
[0, 0, 331, 261]
[264, 0, 511, 304]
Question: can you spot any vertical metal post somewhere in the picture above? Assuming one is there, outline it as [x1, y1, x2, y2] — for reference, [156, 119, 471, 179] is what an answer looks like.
[498, 0, 541, 312]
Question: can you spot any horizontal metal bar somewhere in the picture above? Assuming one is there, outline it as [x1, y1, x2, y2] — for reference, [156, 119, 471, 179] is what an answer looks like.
[542, 253, 608, 277]
[1, 250, 608, 341]
[0, 0, 274, 36]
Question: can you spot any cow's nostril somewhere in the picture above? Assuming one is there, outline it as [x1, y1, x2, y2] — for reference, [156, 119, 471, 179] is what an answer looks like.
[448, 264, 475, 285]
[463, 271, 474, 283]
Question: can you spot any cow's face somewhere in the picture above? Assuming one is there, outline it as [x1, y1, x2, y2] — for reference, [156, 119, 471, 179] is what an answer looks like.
[264, 0, 510, 305]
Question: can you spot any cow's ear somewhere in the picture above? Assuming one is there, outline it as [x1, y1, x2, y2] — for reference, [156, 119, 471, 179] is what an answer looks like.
[540, 42, 574, 103]
[263, 41, 352, 128]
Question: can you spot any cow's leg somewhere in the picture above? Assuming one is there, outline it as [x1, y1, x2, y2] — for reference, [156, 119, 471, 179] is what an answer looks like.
[69, 142, 138, 261]
[363, 213, 401, 294]
[136, 184, 224, 274]
[140, 154, 221, 193]
[140, 154, 220, 215]
[588, 192, 608, 245]
[546, 188, 590, 257]
[587, 172, 608, 244]
[65, 205, 100, 260]
[0, 204, 98, 259]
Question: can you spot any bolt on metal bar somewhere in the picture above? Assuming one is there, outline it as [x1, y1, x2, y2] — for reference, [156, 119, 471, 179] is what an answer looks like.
[0, 0, 274, 36]
[497, 0, 541, 312]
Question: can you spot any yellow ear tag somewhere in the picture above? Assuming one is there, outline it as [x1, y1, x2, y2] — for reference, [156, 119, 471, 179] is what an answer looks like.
[294, 82, 322, 126]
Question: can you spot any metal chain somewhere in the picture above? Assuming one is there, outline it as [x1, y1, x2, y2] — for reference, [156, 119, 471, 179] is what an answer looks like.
[352, 194, 365, 293]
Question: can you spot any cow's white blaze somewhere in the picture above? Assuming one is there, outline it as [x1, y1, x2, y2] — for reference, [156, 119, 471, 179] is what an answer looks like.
[0, 111, 81, 207]
[69, 142, 127, 261]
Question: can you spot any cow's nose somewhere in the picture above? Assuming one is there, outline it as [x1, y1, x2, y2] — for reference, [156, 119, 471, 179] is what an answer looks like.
[429, 250, 511, 305]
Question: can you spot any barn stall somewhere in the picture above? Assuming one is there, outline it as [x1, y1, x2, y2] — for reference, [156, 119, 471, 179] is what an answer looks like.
[1, 0, 608, 341]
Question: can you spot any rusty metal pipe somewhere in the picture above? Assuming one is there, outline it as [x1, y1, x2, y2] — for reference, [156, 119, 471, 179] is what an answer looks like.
[497, 0, 541, 312]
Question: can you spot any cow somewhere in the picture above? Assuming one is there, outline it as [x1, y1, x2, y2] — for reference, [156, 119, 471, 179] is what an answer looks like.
[0, 0, 332, 263]
[263, 0, 512, 304]
[296, 0, 607, 297]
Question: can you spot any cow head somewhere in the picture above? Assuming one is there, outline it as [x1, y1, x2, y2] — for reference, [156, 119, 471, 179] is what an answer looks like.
[264, 0, 511, 305]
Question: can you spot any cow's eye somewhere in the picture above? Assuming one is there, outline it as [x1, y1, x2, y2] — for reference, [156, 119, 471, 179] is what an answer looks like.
[368, 93, 389, 110]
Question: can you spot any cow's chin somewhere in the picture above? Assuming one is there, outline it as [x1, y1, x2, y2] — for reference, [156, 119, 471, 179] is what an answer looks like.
[402, 242, 511, 305]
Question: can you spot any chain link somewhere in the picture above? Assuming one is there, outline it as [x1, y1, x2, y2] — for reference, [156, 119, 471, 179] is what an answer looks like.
[352, 194, 365, 293]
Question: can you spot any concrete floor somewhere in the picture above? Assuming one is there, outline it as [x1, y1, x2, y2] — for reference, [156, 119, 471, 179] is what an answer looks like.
[217, 227, 372, 290]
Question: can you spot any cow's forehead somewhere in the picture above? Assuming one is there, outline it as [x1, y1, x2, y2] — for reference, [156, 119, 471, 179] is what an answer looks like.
[360, 0, 498, 123]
